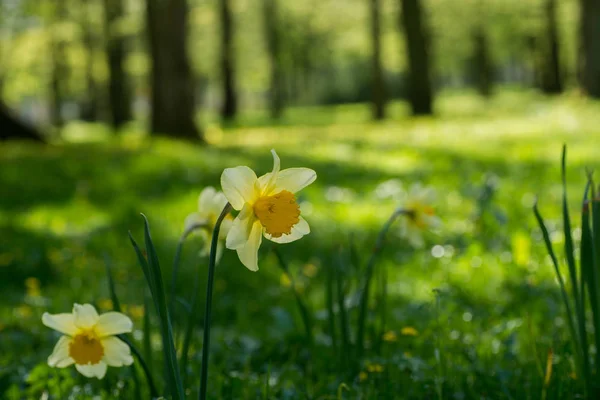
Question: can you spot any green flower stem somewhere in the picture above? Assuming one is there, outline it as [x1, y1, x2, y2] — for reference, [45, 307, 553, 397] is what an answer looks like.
[356, 208, 406, 362]
[118, 334, 159, 399]
[169, 223, 207, 323]
[199, 203, 232, 400]
[273, 247, 314, 346]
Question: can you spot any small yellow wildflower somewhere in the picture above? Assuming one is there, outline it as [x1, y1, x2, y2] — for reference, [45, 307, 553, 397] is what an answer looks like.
[16, 305, 32, 318]
[359, 371, 368, 382]
[221, 149, 317, 271]
[401, 326, 419, 336]
[302, 263, 318, 278]
[97, 299, 113, 311]
[382, 330, 398, 342]
[366, 363, 384, 373]
[184, 186, 233, 261]
[42, 303, 134, 379]
[128, 305, 145, 319]
[280, 273, 292, 288]
[25, 277, 41, 297]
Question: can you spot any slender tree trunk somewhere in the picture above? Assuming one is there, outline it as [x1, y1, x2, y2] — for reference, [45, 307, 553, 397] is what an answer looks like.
[472, 27, 493, 97]
[49, 4, 68, 128]
[541, 0, 563, 94]
[146, 0, 202, 140]
[400, 0, 433, 115]
[104, 0, 132, 128]
[263, 0, 284, 119]
[0, 101, 44, 142]
[81, 0, 100, 121]
[219, 0, 238, 120]
[580, 0, 600, 97]
[369, 0, 385, 119]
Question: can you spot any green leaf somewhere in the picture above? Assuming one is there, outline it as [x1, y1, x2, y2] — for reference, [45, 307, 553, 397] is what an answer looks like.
[141, 214, 185, 400]
[533, 201, 583, 378]
[104, 255, 122, 313]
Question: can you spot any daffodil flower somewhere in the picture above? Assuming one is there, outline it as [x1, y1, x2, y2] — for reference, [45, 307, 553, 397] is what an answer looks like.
[42, 303, 134, 379]
[221, 149, 316, 271]
[399, 183, 440, 248]
[184, 186, 232, 260]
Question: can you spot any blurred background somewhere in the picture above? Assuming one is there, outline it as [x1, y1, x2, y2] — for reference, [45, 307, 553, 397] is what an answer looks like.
[2, 0, 600, 398]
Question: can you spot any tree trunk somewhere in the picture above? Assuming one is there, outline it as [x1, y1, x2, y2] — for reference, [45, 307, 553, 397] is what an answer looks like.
[400, 0, 433, 115]
[219, 0, 238, 120]
[104, 0, 132, 128]
[472, 27, 493, 97]
[81, 0, 101, 121]
[146, 0, 202, 140]
[263, 0, 284, 119]
[369, 0, 385, 119]
[49, 3, 68, 128]
[580, 0, 600, 97]
[0, 102, 44, 142]
[541, 0, 563, 94]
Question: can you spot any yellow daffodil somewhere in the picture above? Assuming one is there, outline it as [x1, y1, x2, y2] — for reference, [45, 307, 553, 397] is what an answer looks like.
[221, 149, 317, 271]
[42, 303, 134, 379]
[399, 183, 440, 248]
[184, 186, 233, 260]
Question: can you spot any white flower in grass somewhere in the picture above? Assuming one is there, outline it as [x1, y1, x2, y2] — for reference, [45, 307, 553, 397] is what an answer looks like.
[221, 149, 317, 271]
[42, 303, 133, 379]
[399, 183, 440, 248]
[184, 186, 233, 260]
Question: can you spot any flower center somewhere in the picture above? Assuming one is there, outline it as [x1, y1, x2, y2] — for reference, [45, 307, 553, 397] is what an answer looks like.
[408, 205, 435, 228]
[253, 190, 300, 238]
[69, 330, 104, 365]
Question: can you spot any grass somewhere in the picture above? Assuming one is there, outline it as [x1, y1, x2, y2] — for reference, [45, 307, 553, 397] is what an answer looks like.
[1, 89, 600, 399]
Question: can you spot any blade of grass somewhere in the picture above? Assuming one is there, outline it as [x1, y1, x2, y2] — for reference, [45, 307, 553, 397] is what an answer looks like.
[325, 253, 338, 369]
[142, 290, 154, 380]
[588, 175, 600, 391]
[273, 247, 314, 347]
[561, 147, 590, 389]
[533, 201, 586, 385]
[104, 254, 122, 313]
[141, 214, 184, 400]
[199, 203, 232, 400]
[335, 248, 351, 371]
[119, 334, 159, 398]
[356, 208, 405, 361]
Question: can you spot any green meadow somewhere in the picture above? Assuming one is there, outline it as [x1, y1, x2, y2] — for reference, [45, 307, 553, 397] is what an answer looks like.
[1, 90, 600, 399]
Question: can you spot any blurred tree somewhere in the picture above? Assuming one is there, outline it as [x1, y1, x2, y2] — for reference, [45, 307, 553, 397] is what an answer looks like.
[579, 0, 600, 97]
[80, 0, 101, 121]
[263, 0, 284, 119]
[103, 0, 132, 128]
[541, 0, 562, 93]
[472, 26, 493, 97]
[219, 0, 238, 120]
[49, 1, 68, 128]
[369, 0, 385, 119]
[0, 101, 44, 142]
[146, 0, 201, 140]
[400, 0, 433, 115]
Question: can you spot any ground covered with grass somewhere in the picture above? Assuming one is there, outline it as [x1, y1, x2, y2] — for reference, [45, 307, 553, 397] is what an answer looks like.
[1, 90, 599, 399]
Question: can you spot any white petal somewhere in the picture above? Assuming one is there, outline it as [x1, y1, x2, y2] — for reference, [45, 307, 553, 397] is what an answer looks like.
[261, 149, 281, 192]
[198, 187, 218, 211]
[183, 212, 206, 235]
[274, 168, 317, 194]
[48, 336, 75, 368]
[265, 216, 310, 244]
[42, 312, 77, 336]
[226, 204, 256, 250]
[76, 362, 108, 379]
[235, 220, 263, 271]
[221, 166, 258, 210]
[101, 337, 134, 367]
[95, 312, 133, 337]
[210, 192, 229, 216]
[73, 304, 99, 329]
